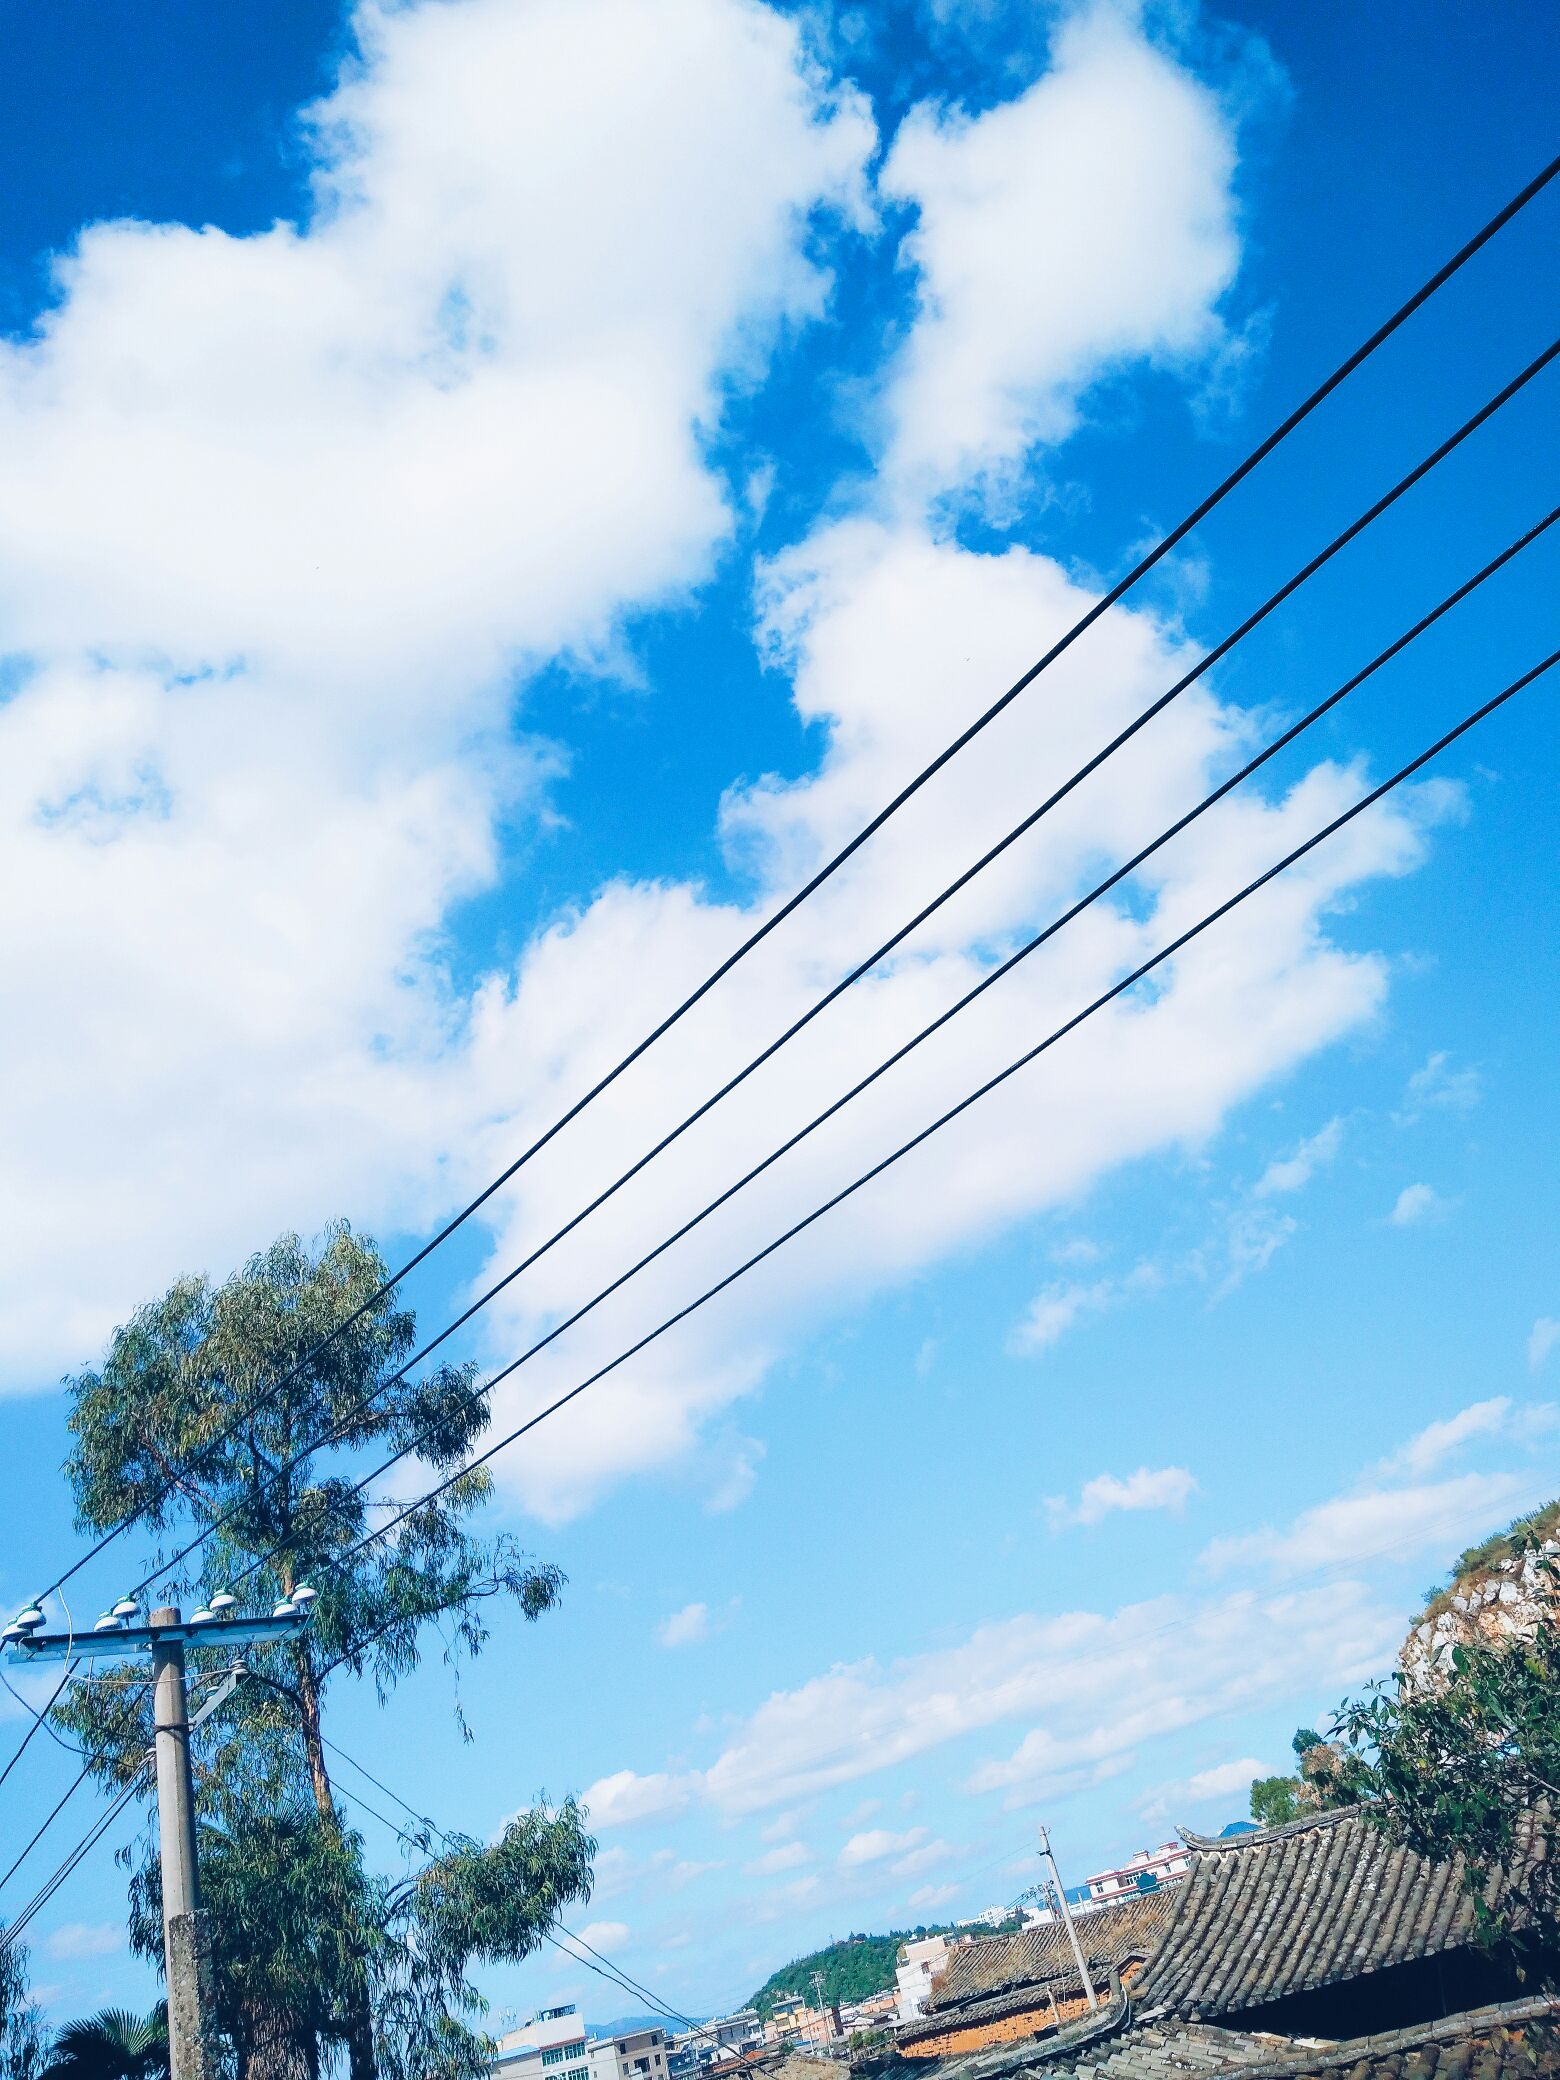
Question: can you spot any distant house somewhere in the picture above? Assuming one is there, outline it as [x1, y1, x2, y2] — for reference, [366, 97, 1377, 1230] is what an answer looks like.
[896, 1891, 1173, 2057]
[1079, 1841, 1190, 1905]
[880, 1807, 1554, 2080]
[491, 2007, 671, 2080]
[897, 1937, 956, 2025]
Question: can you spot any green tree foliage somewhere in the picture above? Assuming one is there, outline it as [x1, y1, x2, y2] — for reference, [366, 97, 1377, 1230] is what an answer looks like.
[0, 1945, 45, 2080]
[1248, 1726, 1360, 1830]
[748, 1927, 995, 2020]
[57, 1225, 593, 2080]
[1248, 1775, 1303, 1828]
[1334, 1525, 1560, 1953]
[40, 2008, 167, 2080]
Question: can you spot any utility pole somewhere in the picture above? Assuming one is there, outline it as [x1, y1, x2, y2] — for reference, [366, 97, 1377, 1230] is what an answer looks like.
[1037, 1825, 1098, 2012]
[4, 1588, 317, 2080]
[151, 1609, 215, 2080]
[810, 1972, 830, 2046]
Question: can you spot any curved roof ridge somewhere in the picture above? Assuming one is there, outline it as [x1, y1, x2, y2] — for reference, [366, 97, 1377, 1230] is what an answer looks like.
[1177, 1808, 1361, 1853]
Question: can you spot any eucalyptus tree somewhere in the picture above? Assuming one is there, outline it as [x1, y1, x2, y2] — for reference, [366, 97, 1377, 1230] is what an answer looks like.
[57, 1225, 593, 2080]
[0, 1945, 45, 2080]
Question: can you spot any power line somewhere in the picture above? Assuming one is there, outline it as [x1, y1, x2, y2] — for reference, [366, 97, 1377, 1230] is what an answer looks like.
[34, 149, 1559, 1613]
[270, 645, 1560, 1593]
[0, 1760, 148, 1956]
[0, 1681, 154, 1905]
[323, 1764, 706, 2038]
[192, 506, 1553, 1604]
[129, 377, 1560, 1610]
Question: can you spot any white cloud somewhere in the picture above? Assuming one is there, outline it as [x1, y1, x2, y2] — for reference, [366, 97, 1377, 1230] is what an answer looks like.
[892, 1836, 955, 1878]
[697, 1570, 1397, 1817]
[42, 1922, 121, 1961]
[1254, 1116, 1343, 1196]
[1388, 1182, 1444, 1226]
[0, 0, 1463, 1567]
[1011, 1280, 1115, 1354]
[1529, 1319, 1560, 1373]
[1378, 1398, 1513, 1481]
[839, 1826, 928, 1867]
[1140, 1755, 1268, 1821]
[908, 1882, 960, 1912]
[877, 1, 1239, 501]
[1398, 1050, 1481, 1122]
[657, 1601, 711, 1648]
[581, 1768, 695, 1829]
[576, 1921, 631, 1952]
[1201, 1469, 1539, 1580]
[745, 1840, 812, 1876]
[667, 1858, 723, 1889]
[453, 500, 1440, 1521]
[1215, 1205, 1297, 1293]
[0, 0, 873, 1385]
[1047, 1466, 1197, 1529]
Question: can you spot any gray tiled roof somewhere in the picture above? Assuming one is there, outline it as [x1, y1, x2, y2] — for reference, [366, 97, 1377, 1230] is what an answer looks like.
[927, 1895, 1177, 2016]
[1132, 1808, 1540, 2021]
[883, 1994, 1560, 2080]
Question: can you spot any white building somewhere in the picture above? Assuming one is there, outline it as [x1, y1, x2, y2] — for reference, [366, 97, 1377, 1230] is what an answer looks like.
[895, 1936, 951, 2025]
[492, 2008, 669, 2080]
[1080, 1841, 1190, 1905]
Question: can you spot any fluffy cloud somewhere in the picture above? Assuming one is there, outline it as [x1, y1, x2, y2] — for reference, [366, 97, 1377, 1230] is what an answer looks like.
[1388, 1182, 1445, 1227]
[464, 505, 1442, 1519]
[575, 1921, 631, 1951]
[1254, 1116, 1344, 1196]
[696, 1572, 1397, 1817]
[1201, 1470, 1541, 1580]
[744, 1840, 812, 1875]
[1046, 1465, 1198, 1528]
[1011, 1280, 1115, 1354]
[839, 1825, 928, 1866]
[0, 0, 872, 1383]
[1140, 1755, 1269, 1820]
[1528, 1319, 1560, 1372]
[877, 1, 1238, 501]
[1378, 1398, 1514, 1481]
[581, 1768, 696, 1829]
[657, 1601, 711, 1648]
[0, 0, 1463, 1575]
[42, 1922, 122, 1961]
[1397, 1050, 1481, 1122]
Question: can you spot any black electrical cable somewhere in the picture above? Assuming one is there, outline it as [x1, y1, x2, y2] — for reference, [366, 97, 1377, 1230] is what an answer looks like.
[35, 149, 1560, 1612]
[321, 1755, 706, 2037]
[182, 504, 1555, 1605]
[127, 361, 1560, 1611]
[303, 645, 1560, 1585]
[0, 1761, 148, 1955]
[0, 1680, 153, 1904]
[0, 1660, 79, 1787]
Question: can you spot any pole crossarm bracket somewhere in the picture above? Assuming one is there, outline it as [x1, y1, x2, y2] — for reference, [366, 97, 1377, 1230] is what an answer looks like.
[5, 1615, 309, 1665]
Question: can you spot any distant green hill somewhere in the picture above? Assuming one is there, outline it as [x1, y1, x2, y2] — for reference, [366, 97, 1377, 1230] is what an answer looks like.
[748, 1922, 1020, 2021]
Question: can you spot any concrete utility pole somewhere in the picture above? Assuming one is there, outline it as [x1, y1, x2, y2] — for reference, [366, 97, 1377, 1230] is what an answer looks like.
[151, 1609, 216, 2080]
[3, 1590, 317, 2080]
[810, 1973, 830, 2045]
[1037, 1826, 1098, 2012]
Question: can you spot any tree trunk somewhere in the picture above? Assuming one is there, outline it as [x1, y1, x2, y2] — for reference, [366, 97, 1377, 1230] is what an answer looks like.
[237, 2002, 317, 2080]
[294, 1650, 337, 1827]
[294, 1648, 377, 2080]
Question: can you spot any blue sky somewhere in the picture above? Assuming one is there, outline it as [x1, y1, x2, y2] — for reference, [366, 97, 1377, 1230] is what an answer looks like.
[0, 0, 1556, 2034]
